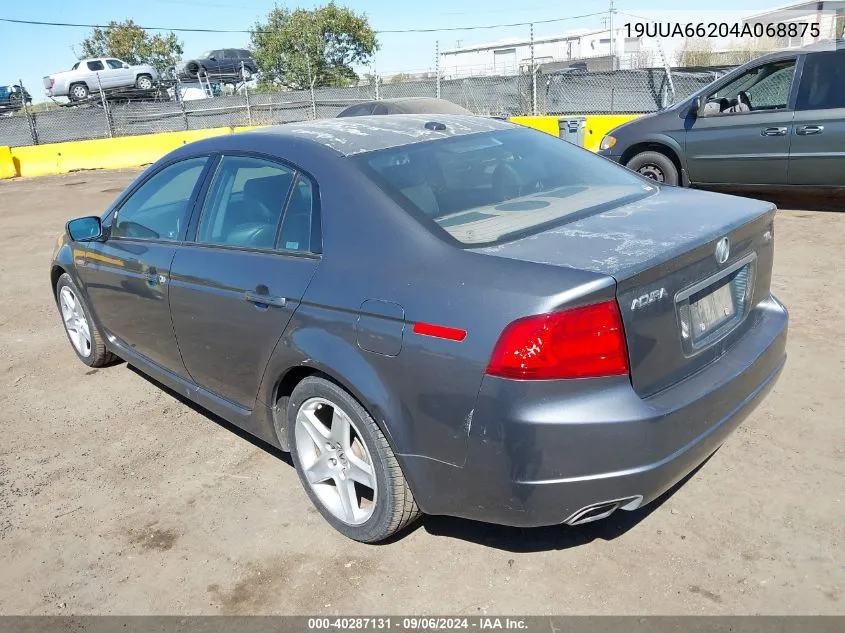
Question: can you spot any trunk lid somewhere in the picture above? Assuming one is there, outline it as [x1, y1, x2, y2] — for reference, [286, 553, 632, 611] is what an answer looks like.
[478, 186, 776, 397]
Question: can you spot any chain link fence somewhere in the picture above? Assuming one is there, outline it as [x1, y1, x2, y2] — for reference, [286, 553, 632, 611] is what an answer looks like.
[0, 63, 738, 148]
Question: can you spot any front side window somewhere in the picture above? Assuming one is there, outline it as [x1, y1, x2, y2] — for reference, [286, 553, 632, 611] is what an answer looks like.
[112, 157, 208, 241]
[197, 156, 295, 250]
[106, 59, 124, 70]
[704, 60, 796, 114]
[87, 60, 105, 72]
[355, 128, 651, 247]
[796, 51, 845, 111]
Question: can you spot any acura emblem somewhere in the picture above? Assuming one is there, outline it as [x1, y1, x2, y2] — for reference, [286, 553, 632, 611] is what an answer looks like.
[714, 237, 730, 265]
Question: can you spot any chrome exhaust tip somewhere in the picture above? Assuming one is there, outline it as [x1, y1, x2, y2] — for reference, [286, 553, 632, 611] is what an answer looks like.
[564, 495, 643, 526]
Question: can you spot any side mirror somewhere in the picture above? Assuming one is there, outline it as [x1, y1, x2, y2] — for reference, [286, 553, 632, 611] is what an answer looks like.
[208, 56, 216, 61]
[67, 216, 103, 242]
[689, 96, 702, 118]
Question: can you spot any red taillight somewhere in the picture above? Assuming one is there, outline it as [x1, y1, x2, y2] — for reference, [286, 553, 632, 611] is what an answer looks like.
[486, 300, 629, 380]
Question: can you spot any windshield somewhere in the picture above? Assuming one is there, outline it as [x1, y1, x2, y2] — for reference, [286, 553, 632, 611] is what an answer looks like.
[354, 128, 653, 246]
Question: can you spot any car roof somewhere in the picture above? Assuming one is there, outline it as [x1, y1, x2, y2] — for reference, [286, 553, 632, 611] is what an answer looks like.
[253, 114, 514, 157]
[752, 38, 844, 63]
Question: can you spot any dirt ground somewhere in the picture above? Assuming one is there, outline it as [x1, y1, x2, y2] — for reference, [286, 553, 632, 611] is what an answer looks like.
[0, 169, 842, 615]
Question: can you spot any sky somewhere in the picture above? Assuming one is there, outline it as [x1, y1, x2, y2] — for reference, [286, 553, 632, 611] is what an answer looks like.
[0, 0, 783, 102]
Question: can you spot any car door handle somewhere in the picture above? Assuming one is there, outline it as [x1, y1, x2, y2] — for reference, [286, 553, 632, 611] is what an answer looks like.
[761, 127, 788, 136]
[244, 289, 286, 308]
[796, 125, 824, 135]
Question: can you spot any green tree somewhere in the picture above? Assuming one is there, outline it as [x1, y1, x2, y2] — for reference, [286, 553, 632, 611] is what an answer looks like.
[251, 3, 378, 90]
[80, 20, 183, 73]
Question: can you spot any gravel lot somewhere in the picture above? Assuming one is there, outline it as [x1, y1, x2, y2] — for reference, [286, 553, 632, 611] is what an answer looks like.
[0, 169, 842, 615]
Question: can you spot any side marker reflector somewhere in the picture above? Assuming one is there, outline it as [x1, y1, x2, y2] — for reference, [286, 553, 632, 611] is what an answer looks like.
[412, 322, 467, 341]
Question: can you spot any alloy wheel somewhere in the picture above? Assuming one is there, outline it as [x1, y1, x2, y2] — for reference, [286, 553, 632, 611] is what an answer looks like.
[59, 286, 92, 357]
[294, 397, 377, 525]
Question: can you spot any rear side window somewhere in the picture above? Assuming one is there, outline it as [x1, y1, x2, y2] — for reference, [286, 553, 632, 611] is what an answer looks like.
[87, 60, 105, 72]
[338, 103, 375, 117]
[113, 157, 208, 241]
[279, 176, 316, 253]
[197, 156, 295, 250]
[797, 51, 845, 111]
[355, 128, 651, 247]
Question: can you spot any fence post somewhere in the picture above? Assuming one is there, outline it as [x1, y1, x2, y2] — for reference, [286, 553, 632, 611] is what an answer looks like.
[18, 79, 38, 145]
[530, 24, 537, 115]
[176, 76, 189, 130]
[96, 73, 114, 138]
[436, 40, 441, 99]
[243, 62, 253, 126]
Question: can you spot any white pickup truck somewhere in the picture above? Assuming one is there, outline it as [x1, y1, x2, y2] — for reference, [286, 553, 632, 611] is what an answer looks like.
[44, 58, 159, 101]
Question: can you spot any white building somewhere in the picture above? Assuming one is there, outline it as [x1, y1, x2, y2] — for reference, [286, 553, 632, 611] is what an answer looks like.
[743, 1, 845, 47]
[439, 2, 844, 79]
[439, 28, 652, 78]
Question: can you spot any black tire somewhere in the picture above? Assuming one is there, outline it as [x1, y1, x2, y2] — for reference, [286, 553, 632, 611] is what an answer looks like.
[286, 376, 421, 542]
[69, 83, 89, 101]
[135, 74, 154, 90]
[626, 150, 679, 186]
[55, 273, 115, 368]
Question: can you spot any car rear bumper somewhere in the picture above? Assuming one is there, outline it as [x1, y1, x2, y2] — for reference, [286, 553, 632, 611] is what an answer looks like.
[401, 295, 788, 527]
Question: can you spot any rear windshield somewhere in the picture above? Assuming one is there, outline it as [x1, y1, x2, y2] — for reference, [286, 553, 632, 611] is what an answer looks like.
[353, 128, 654, 246]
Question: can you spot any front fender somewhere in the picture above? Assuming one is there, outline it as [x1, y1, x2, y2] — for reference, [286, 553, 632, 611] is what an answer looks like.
[50, 238, 86, 297]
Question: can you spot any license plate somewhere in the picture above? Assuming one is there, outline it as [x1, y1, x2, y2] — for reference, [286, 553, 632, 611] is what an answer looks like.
[690, 281, 736, 340]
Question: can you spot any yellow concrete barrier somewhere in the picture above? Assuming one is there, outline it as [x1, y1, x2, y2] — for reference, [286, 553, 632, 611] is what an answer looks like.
[581, 114, 642, 152]
[508, 116, 561, 137]
[8, 126, 240, 179]
[0, 146, 15, 180]
[509, 114, 643, 152]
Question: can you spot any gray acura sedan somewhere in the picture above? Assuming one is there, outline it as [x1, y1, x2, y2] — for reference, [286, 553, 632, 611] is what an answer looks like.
[51, 115, 788, 542]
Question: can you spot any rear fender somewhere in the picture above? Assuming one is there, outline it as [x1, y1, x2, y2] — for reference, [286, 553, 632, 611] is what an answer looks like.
[257, 307, 409, 457]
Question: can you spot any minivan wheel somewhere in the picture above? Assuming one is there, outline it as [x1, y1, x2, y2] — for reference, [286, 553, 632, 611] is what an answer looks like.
[287, 377, 421, 542]
[55, 273, 115, 367]
[626, 151, 679, 186]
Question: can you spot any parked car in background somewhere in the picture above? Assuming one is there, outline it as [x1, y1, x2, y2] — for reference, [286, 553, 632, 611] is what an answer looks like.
[52, 115, 787, 542]
[337, 97, 472, 117]
[0, 84, 32, 112]
[174, 49, 257, 82]
[598, 41, 845, 190]
[44, 58, 159, 101]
